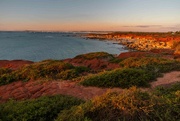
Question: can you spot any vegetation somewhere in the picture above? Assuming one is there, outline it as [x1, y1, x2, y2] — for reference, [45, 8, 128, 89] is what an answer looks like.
[119, 57, 171, 68]
[80, 57, 180, 88]
[74, 52, 114, 60]
[56, 84, 180, 121]
[0, 83, 179, 121]
[119, 57, 180, 73]
[0, 60, 90, 86]
[80, 68, 154, 88]
[0, 52, 179, 121]
[0, 95, 84, 121]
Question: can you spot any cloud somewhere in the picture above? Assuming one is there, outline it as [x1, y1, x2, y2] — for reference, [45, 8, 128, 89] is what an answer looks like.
[122, 25, 162, 28]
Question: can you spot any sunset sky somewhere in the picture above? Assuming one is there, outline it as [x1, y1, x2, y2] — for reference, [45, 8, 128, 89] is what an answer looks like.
[0, 0, 180, 32]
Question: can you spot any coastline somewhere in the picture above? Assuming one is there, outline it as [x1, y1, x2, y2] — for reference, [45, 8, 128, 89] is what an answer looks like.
[82, 32, 180, 53]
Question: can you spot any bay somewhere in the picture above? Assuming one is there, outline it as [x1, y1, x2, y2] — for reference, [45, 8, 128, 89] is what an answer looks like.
[0, 31, 128, 62]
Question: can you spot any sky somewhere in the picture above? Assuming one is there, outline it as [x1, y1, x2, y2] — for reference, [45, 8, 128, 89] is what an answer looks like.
[0, 0, 180, 32]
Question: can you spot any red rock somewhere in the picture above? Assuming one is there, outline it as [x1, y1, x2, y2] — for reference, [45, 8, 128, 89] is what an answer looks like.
[14, 93, 28, 100]
[31, 91, 43, 99]
[28, 85, 43, 94]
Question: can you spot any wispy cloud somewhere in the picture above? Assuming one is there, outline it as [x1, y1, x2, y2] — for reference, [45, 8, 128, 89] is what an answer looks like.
[122, 25, 162, 28]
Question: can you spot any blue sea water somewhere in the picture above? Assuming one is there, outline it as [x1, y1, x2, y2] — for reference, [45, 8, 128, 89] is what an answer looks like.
[0, 31, 128, 62]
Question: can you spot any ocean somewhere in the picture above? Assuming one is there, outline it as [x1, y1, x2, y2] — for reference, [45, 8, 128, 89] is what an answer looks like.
[0, 31, 128, 62]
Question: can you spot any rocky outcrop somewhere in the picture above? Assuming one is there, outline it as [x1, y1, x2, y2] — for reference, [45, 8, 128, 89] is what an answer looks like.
[84, 32, 180, 52]
[122, 39, 171, 51]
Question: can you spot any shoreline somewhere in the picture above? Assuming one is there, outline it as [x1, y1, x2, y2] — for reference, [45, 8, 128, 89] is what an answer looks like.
[81, 32, 180, 53]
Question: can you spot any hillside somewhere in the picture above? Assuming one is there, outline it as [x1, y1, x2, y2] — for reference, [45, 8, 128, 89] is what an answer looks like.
[0, 50, 180, 120]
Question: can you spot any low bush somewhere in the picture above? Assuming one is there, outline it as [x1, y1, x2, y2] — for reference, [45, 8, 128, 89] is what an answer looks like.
[56, 86, 180, 121]
[80, 57, 180, 88]
[0, 95, 84, 121]
[0, 68, 12, 75]
[80, 68, 155, 88]
[153, 82, 180, 97]
[109, 58, 125, 63]
[119, 57, 173, 68]
[74, 52, 114, 60]
[119, 57, 180, 73]
[0, 60, 90, 85]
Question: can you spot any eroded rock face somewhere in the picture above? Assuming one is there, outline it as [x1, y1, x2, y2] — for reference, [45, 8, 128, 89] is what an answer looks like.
[0, 81, 60, 103]
[0, 80, 123, 103]
[0, 60, 33, 70]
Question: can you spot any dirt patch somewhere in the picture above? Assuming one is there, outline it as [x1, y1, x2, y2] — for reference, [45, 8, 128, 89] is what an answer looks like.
[0, 71, 179, 103]
[150, 71, 180, 88]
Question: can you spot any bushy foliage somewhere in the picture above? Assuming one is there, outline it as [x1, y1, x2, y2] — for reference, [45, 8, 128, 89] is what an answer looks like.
[56, 86, 180, 121]
[74, 52, 114, 60]
[119, 57, 173, 68]
[80, 68, 155, 88]
[153, 82, 180, 97]
[0, 68, 12, 75]
[109, 58, 125, 63]
[0, 60, 90, 85]
[119, 57, 180, 73]
[80, 57, 180, 88]
[0, 95, 84, 121]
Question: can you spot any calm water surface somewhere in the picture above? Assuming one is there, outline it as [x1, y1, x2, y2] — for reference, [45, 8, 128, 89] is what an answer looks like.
[0, 31, 128, 61]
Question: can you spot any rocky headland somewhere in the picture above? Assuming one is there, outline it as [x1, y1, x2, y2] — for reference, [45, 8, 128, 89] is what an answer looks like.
[83, 31, 180, 53]
[0, 32, 180, 120]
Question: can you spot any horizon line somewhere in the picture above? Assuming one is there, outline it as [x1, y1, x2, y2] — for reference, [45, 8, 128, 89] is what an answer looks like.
[0, 30, 179, 33]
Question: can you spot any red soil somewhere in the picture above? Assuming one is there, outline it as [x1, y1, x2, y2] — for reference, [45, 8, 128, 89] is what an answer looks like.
[0, 71, 179, 103]
[0, 80, 123, 103]
[118, 51, 156, 58]
[64, 58, 119, 71]
[0, 60, 33, 70]
[0, 51, 179, 103]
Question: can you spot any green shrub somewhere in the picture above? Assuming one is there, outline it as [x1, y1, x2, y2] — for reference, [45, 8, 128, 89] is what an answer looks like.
[56, 86, 180, 121]
[74, 52, 114, 60]
[119, 57, 171, 68]
[80, 68, 155, 88]
[0, 60, 90, 85]
[0, 95, 84, 121]
[109, 58, 125, 63]
[119, 57, 180, 73]
[74, 66, 90, 73]
[153, 82, 180, 97]
[0, 68, 12, 75]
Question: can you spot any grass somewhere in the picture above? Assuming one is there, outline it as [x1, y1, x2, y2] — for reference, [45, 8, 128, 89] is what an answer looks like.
[56, 85, 180, 121]
[0, 95, 84, 121]
[0, 60, 90, 86]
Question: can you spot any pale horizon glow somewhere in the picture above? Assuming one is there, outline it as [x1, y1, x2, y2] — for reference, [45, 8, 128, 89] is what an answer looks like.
[0, 0, 180, 32]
